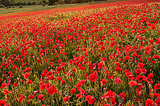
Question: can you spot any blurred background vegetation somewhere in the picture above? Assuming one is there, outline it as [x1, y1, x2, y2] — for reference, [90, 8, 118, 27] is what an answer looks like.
[0, 0, 120, 14]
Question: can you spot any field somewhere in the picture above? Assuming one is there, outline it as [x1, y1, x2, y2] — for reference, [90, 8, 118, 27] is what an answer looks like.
[0, 0, 160, 106]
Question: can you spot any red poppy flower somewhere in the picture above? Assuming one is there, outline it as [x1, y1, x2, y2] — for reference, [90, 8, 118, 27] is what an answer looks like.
[24, 72, 30, 79]
[19, 95, 25, 103]
[98, 62, 103, 69]
[125, 56, 130, 60]
[0, 100, 6, 106]
[115, 67, 121, 72]
[63, 96, 69, 103]
[145, 99, 154, 106]
[1, 53, 6, 56]
[28, 95, 34, 99]
[147, 73, 154, 80]
[57, 76, 61, 81]
[70, 88, 76, 94]
[13, 82, 18, 86]
[85, 95, 96, 105]
[89, 73, 98, 82]
[26, 79, 33, 84]
[4, 89, 11, 95]
[61, 80, 66, 84]
[40, 83, 46, 90]
[129, 81, 137, 87]
[101, 79, 107, 85]
[38, 94, 44, 100]
[103, 90, 116, 99]
[154, 55, 160, 59]
[48, 86, 54, 95]
[137, 62, 145, 68]
[154, 84, 160, 90]
[109, 98, 117, 105]
[119, 93, 126, 98]
[49, 75, 54, 80]
[114, 78, 122, 84]
[155, 98, 160, 106]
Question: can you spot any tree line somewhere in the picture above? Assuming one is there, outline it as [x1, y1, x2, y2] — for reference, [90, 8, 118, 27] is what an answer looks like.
[0, 0, 105, 7]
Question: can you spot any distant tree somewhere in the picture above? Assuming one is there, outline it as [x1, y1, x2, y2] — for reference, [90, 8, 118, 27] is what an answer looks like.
[42, 0, 47, 4]
[27, 2, 32, 5]
[10, 0, 15, 5]
[32, 2, 36, 5]
[0, 0, 10, 6]
[48, 0, 54, 5]
[48, 0, 58, 5]
[24, 2, 26, 5]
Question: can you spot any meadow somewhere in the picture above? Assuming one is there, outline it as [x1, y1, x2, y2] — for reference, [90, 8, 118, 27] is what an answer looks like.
[0, 0, 160, 106]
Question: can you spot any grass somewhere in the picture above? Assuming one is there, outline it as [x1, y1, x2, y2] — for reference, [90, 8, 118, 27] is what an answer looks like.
[0, 0, 122, 15]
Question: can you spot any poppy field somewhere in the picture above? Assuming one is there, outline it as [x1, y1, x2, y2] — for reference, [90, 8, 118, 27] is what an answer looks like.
[0, 0, 160, 106]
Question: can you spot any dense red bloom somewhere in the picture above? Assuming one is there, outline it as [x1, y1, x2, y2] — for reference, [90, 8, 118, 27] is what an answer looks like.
[147, 73, 154, 80]
[28, 95, 34, 99]
[114, 78, 122, 84]
[70, 88, 76, 94]
[13, 82, 18, 86]
[149, 93, 159, 98]
[57, 76, 61, 81]
[145, 99, 154, 106]
[155, 98, 160, 106]
[109, 98, 117, 105]
[72, 68, 76, 72]
[37, 59, 41, 64]
[4, 89, 11, 95]
[48, 86, 55, 95]
[89, 73, 98, 82]
[61, 80, 66, 84]
[85, 95, 96, 105]
[98, 62, 103, 69]
[19, 95, 25, 103]
[40, 83, 46, 90]
[119, 93, 126, 98]
[125, 56, 130, 60]
[101, 79, 107, 85]
[129, 81, 137, 87]
[24, 72, 30, 79]
[0, 100, 6, 106]
[115, 67, 121, 72]
[102, 57, 107, 62]
[1, 53, 6, 56]
[63, 96, 69, 103]
[54, 89, 58, 94]
[38, 94, 44, 99]
[108, 75, 113, 79]
[49, 75, 54, 80]
[154, 55, 160, 59]
[150, 39, 154, 44]
[80, 89, 85, 95]
[26, 79, 33, 84]
[137, 62, 145, 68]
[103, 90, 116, 99]
[57, 66, 63, 73]
[135, 68, 142, 75]
[1, 83, 7, 89]
[154, 84, 160, 90]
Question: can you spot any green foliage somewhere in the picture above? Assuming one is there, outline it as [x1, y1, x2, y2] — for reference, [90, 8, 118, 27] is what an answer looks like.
[1, 0, 10, 6]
